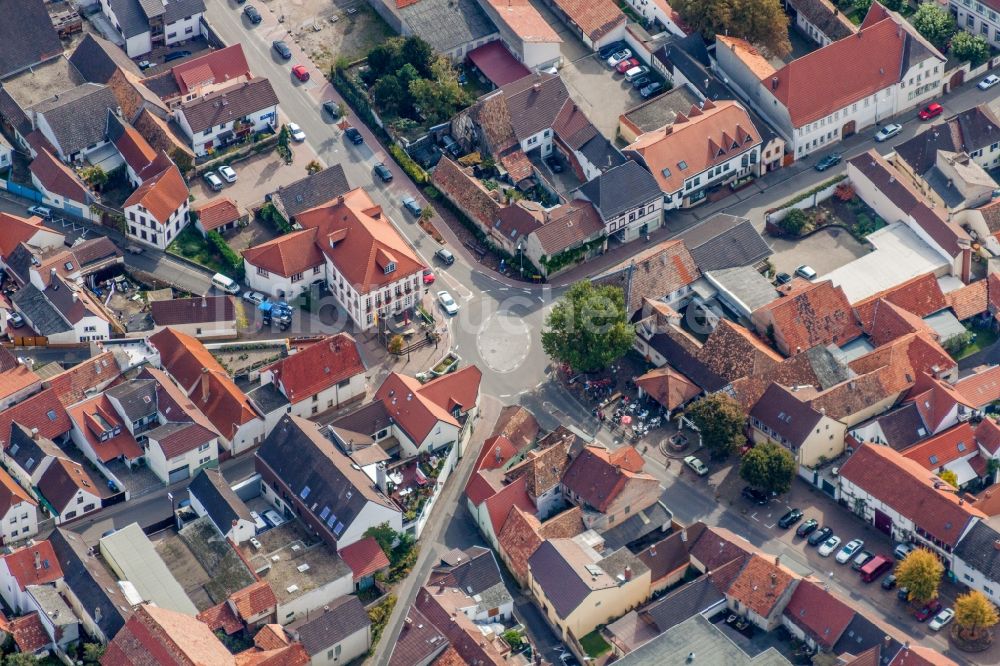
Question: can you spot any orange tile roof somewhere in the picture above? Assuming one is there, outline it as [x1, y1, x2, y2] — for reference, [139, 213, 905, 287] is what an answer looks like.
[29, 148, 90, 203]
[717, 36, 775, 79]
[890, 645, 960, 666]
[197, 601, 243, 635]
[726, 554, 796, 619]
[115, 121, 157, 172]
[497, 506, 585, 583]
[561, 445, 655, 512]
[955, 365, 1000, 408]
[0, 465, 34, 515]
[492, 406, 540, 450]
[229, 581, 277, 621]
[338, 536, 391, 581]
[196, 198, 241, 232]
[8, 612, 50, 653]
[253, 624, 290, 651]
[782, 580, 854, 649]
[0, 213, 51, 259]
[635, 366, 701, 410]
[902, 421, 976, 470]
[625, 100, 760, 195]
[752, 280, 861, 355]
[990, 273, 1000, 312]
[123, 163, 187, 225]
[698, 319, 783, 383]
[483, 0, 562, 42]
[867, 300, 935, 347]
[67, 394, 144, 462]
[262, 334, 363, 404]
[45, 351, 119, 407]
[0, 364, 40, 402]
[975, 418, 1000, 455]
[906, 373, 974, 432]
[375, 367, 482, 444]
[241, 228, 325, 278]
[0, 388, 71, 446]
[103, 604, 236, 666]
[296, 189, 424, 294]
[485, 475, 535, 536]
[853, 272, 946, 327]
[946, 279, 989, 320]
[550, 0, 625, 41]
[170, 44, 251, 96]
[2, 540, 62, 590]
[471, 435, 520, 476]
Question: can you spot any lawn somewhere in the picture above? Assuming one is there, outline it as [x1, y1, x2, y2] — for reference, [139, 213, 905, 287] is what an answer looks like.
[580, 630, 612, 658]
[167, 226, 230, 275]
[955, 323, 1000, 360]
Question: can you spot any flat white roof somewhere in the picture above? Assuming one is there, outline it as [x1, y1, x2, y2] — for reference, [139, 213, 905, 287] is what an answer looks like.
[823, 222, 949, 303]
[100, 523, 198, 616]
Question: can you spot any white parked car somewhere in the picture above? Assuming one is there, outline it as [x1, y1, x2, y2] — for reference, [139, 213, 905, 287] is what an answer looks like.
[928, 608, 955, 631]
[818, 535, 842, 557]
[795, 264, 817, 280]
[242, 290, 266, 305]
[683, 456, 708, 476]
[606, 49, 632, 67]
[218, 165, 237, 182]
[263, 509, 285, 528]
[287, 122, 306, 142]
[979, 74, 1000, 90]
[835, 538, 865, 564]
[437, 290, 459, 315]
[874, 123, 902, 142]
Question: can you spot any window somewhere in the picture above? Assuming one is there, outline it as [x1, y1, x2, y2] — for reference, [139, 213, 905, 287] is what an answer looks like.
[83, 504, 94, 512]
[77, 495, 84, 504]
[199, 455, 211, 465]
[257, 267, 270, 277]
[384, 262, 396, 274]
[677, 160, 688, 170]
[313, 266, 321, 275]
[65, 511, 76, 519]
[968, 14, 976, 25]
[8, 517, 14, 525]
[20, 526, 27, 534]
[983, 21, 990, 33]
[129, 211, 135, 221]
[291, 272, 303, 282]
[197, 442, 210, 452]
[168, 32, 176, 39]
[185, 26, 193, 34]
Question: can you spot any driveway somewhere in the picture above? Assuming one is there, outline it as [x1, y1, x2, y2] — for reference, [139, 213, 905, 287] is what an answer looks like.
[559, 53, 648, 138]
[768, 226, 869, 277]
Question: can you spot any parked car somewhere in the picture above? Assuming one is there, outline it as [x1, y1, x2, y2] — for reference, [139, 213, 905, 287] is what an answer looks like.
[435, 248, 455, 265]
[606, 49, 632, 67]
[778, 508, 803, 528]
[26, 205, 52, 219]
[874, 123, 902, 142]
[851, 550, 875, 571]
[272, 40, 292, 59]
[373, 162, 393, 182]
[422, 269, 436, 284]
[631, 75, 652, 90]
[262, 509, 285, 527]
[915, 600, 943, 622]
[894, 542, 914, 560]
[322, 100, 340, 118]
[345, 127, 363, 144]
[835, 538, 865, 564]
[897, 586, 910, 601]
[402, 196, 422, 217]
[640, 82, 663, 98]
[795, 264, 817, 280]
[881, 574, 897, 590]
[795, 518, 819, 537]
[598, 41, 627, 59]
[775, 272, 792, 285]
[218, 165, 237, 183]
[683, 456, 708, 476]
[7, 313, 24, 329]
[625, 65, 649, 82]
[615, 57, 640, 74]
[137, 60, 152, 70]
[807, 526, 833, 546]
[125, 244, 145, 254]
[287, 122, 306, 142]
[437, 290, 459, 315]
[979, 74, 1000, 90]
[292, 65, 310, 82]
[928, 608, 954, 630]
[814, 152, 842, 171]
[243, 4, 262, 23]
[203, 171, 224, 192]
[163, 50, 191, 62]
[242, 291, 265, 305]
[546, 155, 564, 173]
[818, 535, 842, 557]
[919, 102, 943, 120]
[741, 486, 769, 505]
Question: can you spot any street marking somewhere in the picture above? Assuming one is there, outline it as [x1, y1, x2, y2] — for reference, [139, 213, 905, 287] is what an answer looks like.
[500, 393, 512, 398]
[765, 522, 776, 529]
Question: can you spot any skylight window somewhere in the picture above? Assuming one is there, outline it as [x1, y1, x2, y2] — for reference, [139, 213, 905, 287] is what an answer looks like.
[46, 410, 57, 421]
[929, 455, 939, 465]
[678, 160, 688, 170]
[299, 486, 311, 500]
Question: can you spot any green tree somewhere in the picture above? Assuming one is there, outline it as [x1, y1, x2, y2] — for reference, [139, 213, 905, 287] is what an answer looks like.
[365, 38, 404, 81]
[896, 548, 944, 604]
[419, 205, 434, 223]
[739, 441, 796, 494]
[910, 3, 957, 52]
[954, 590, 999, 640]
[674, 0, 791, 57]
[364, 522, 416, 569]
[82, 643, 106, 664]
[373, 74, 405, 116]
[388, 334, 405, 354]
[685, 393, 747, 459]
[882, 0, 903, 9]
[540, 281, 634, 373]
[778, 208, 809, 236]
[80, 165, 108, 190]
[853, 0, 873, 15]
[950, 31, 990, 66]
[937, 468, 959, 488]
[401, 36, 435, 78]
[305, 159, 323, 175]
[4, 654, 40, 666]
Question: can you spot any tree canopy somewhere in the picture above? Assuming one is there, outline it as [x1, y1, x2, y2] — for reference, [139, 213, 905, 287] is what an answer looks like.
[673, 0, 791, 57]
[950, 31, 990, 66]
[911, 4, 957, 52]
[954, 590, 999, 639]
[685, 393, 747, 459]
[541, 281, 634, 373]
[740, 442, 796, 494]
[896, 548, 944, 604]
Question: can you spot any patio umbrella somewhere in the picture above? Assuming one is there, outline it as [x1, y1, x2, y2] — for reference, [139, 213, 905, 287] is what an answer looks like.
[621, 415, 632, 425]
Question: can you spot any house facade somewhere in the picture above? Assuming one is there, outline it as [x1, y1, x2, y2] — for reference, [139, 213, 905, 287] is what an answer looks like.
[951, 0, 1000, 49]
[99, 0, 206, 58]
[174, 79, 279, 157]
[123, 163, 190, 250]
[144, 422, 219, 484]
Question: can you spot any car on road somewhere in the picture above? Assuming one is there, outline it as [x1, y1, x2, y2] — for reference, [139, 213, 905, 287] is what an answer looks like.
[218, 165, 237, 183]
[894, 542, 914, 560]
[374, 162, 393, 182]
[242, 291, 266, 305]
[851, 550, 875, 571]
[775, 272, 792, 285]
[163, 50, 191, 62]
[808, 526, 833, 546]
[138, 60, 152, 70]
[928, 608, 954, 630]
[546, 155, 564, 173]
[881, 574, 897, 590]
[815, 152, 842, 171]
[625, 66, 649, 82]
[345, 127, 363, 144]
[874, 123, 903, 142]
[835, 538, 865, 564]
[606, 49, 632, 67]
[7, 313, 24, 329]
[778, 508, 804, 528]
[435, 248, 455, 265]
[683, 456, 708, 476]
[979, 74, 1000, 90]
[915, 600, 943, 622]
[818, 535, 842, 557]
[402, 196, 422, 217]
[615, 57, 640, 74]
[795, 518, 819, 537]
[919, 102, 943, 120]
[243, 4, 262, 23]
[287, 122, 306, 142]
[292, 65, 310, 82]
[125, 244, 145, 254]
[631, 75, 652, 90]
[272, 40, 292, 59]
[27, 205, 52, 219]
[322, 100, 340, 118]
[203, 171, 224, 192]
[422, 269, 436, 284]
[640, 82, 663, 98]
[437, 290, 459, 315]
[795, 264, 817, 280]
[741, 486, 769, 505]
[262, 509, 285, 527]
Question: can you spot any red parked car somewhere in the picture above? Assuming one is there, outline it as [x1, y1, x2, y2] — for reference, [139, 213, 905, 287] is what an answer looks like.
[422, 269, 436, 285]
[914, 600, 942, 622]
[919, 102, 943, 120]
[615, 57, 640, 74]
[292, 65, 310, 82]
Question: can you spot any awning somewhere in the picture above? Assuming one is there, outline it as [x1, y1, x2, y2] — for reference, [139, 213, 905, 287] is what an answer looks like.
[468, 42, 531, 88]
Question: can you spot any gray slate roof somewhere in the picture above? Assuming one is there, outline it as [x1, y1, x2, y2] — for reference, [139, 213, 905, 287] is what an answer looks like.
[619, 615, 791, 666]
[862, 403, 928, 451]
[0, 0, 63, 80]
[578, 135, 627, 176]
[577, 160, 662, 220]
[48, 528, 130, 640]
[832, 613, 902, 658]
[288, 595, 370, 656]
[188, 467, 253, 535]
[600, 492, 672, 551]
[70, 34, 142, 84]
[678, 214, 772, 273]
[163, 0, 206, 23]
[13, 284, 72, 336]
[178, 78, 279, 135]
[106, 0, 203, 38]
[749, 384, 823, 448]
[954, 520, 1000, 584]
[435, 546, 504, 597]
[648, 333, 726, 392]
[246, 381, 290, 415]
[399, 0, 497, 55]
[270, 165, 351, 221]
[501, 73, 570, 143]
[705, 266, 779, 313]
[7, 423, 60, 476]
[106, 0, 152, 38]
[31, 83, 120, 157]
[106, 379, 157, 422]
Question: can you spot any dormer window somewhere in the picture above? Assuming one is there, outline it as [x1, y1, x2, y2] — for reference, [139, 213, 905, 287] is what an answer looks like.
[384, 262, 396, 274]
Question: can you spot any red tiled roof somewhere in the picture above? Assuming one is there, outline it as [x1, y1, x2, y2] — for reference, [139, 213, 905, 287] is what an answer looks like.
[550, 0, 625, 41]
[595, 239, 701, 315]
[0, 466, 34, 516]
[153, 422, 217, 459]
[197, 601, 243, 635]
[635, 366, 701, 410]
[0, 364, 40, 403]
[67, 395, 144, 462]
[561, 445, 654, 512]
[782, 580, 854, 649]
[839, 443, 985, 547]
[0, 213, 51, 260]
[726, 554, 796, 619]
[338, 536, 390, 581]
[29, 148, 90, 203]
[123, 163, 187, 224]
[866, 300, 936, 348]
[1, 540, 62, 591]
[947, 279, 989, 320]
[467, 42, 532, 87]
[45, 351, 120, 407]
[114, 121, 157, 173]
[262, 334, 363, 404]
[103, 603, 236, 666]
[465, 471, 501, 506]
[906, 373, 973, 433]
[0, 388, 71, 446]
[698, 319, 783, 383]
[955, 366, 1000, 409]
[8, 612, 50, 653]
[484, 475, 534, 537]
[253, 624, 289, 651]
[229, 580, 277, 621]
[170, 44, 251, 96]
[752, 280, 861, 355]
[853, 272, 946, 328]
[902, 422, 976, 470]
[241, 228, 325, 278]
[890, 645, 961, 666]
[196, 198, 241, 232]
[975, 418, 1000, 455]
[374, 367, 482, 444]
[990, 272, 1000, 312]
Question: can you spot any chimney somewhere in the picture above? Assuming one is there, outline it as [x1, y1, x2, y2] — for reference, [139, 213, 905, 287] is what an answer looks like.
[72, 291, 79, 303]
[532, 82, 541, 92]
[883, 636, 893, 651]
[202, 298, 207, 308]
[771, 76, 778, 90]
[993, 540, 1000, 551]
[649, 544, 656, 557]
[774, 554, 780, 567]
[680, 529, 687, 542]
[31, 428, 39, 440]
[770, 572, 777, 587]
[495, 445, 502, 463]
[200, 368, 210, 403]
[232, 519, 238, 528]
[624, 566, 632, 581]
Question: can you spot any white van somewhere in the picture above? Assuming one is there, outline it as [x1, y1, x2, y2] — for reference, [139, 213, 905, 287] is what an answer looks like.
[211, 273, 240, 294]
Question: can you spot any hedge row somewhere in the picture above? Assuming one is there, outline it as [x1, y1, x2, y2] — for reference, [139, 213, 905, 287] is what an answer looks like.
[208, 230, 245, 280]
[389, 144, 427, 184]
[331, 69, 391, 144]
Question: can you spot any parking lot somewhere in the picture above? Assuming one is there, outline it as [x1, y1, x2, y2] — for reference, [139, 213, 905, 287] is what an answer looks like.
[769, 226, 869, 278]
